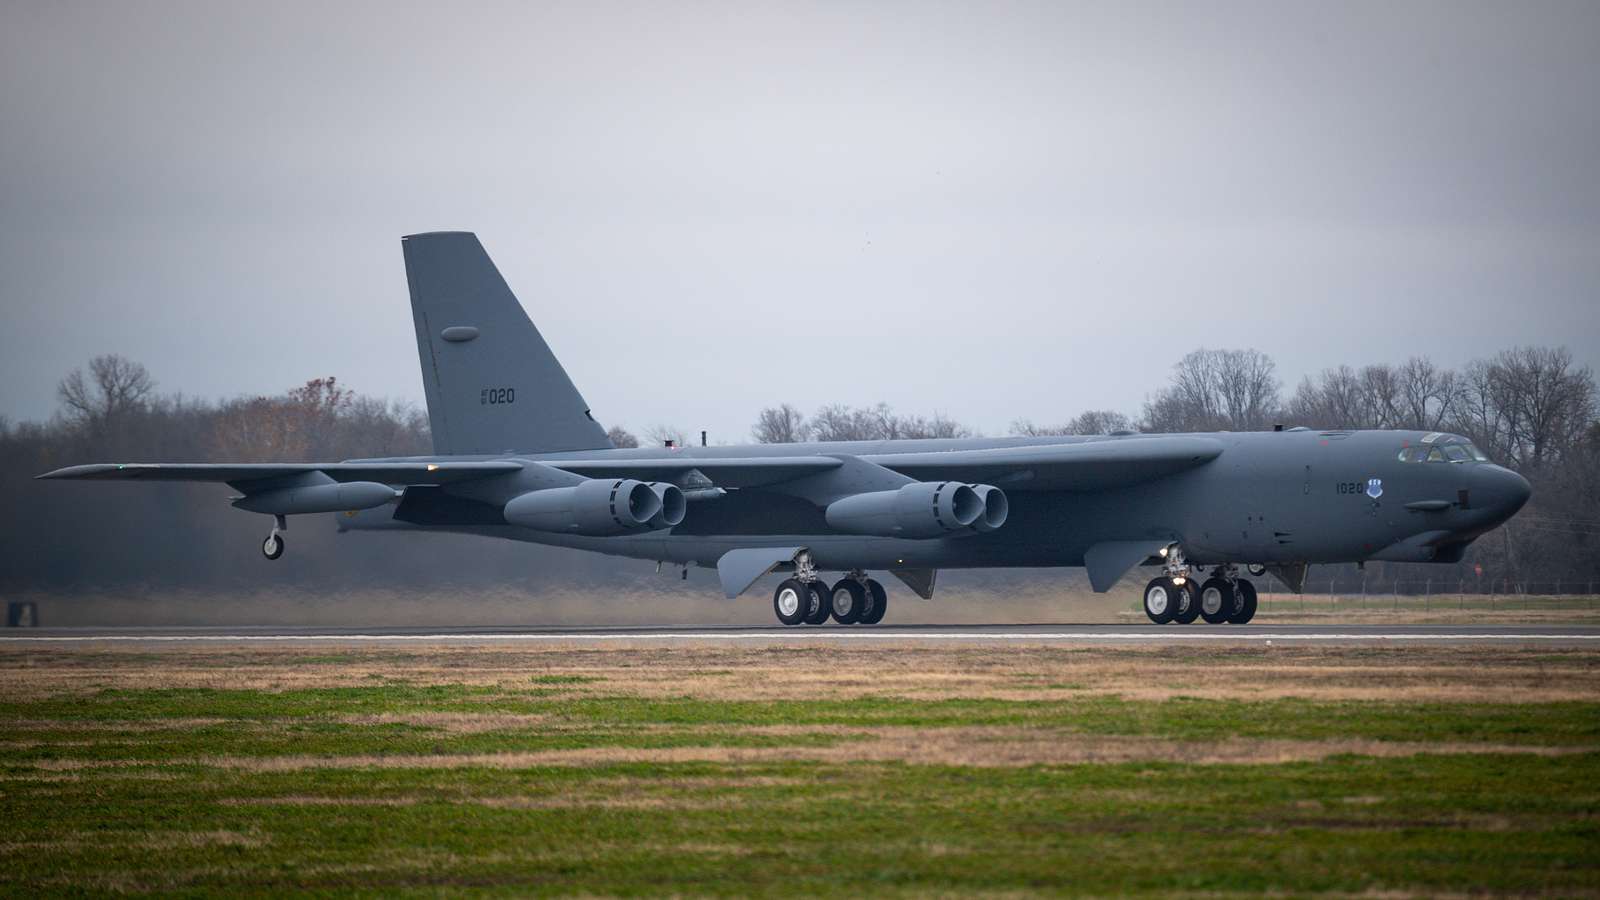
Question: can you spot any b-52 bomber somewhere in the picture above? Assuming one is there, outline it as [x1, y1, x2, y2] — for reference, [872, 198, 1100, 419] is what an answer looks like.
[40, 232, 1532, 626]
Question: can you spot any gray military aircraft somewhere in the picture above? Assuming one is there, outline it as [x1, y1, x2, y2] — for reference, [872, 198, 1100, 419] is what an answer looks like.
[40, 232, 1532, 626]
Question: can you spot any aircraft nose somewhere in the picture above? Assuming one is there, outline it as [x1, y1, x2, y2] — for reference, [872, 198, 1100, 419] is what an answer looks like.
[1472, 465, 1531, 521]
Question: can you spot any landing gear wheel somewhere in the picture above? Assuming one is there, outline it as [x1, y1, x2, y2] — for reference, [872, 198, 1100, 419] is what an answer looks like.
[1143, 577, 1178, 625]
[1172, 579, 1201, 624]
[262, 533, 285, 561]
[1198, 577, 1234, 625]
[830, 579, 867, 625]
[802, 582, 831, 625]
[858, 579, 888, 625]
[773, 578, 808, 626]
[1228, 580, 1258, 625]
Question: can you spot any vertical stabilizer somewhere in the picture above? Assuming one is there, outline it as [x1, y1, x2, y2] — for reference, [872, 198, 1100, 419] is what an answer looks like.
[402, 232, 612, 455]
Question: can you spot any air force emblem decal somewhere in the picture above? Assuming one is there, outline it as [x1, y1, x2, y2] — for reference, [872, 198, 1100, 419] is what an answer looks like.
[1365, 477, 1384, 499]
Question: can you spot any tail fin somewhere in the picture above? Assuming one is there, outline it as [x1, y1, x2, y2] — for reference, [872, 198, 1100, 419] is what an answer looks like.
[401, 232, 613, 455]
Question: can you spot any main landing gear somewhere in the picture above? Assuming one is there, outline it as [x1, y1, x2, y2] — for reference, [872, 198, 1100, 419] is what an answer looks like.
[772, 561, 888, 627]
[1142, 549, 1257, 625]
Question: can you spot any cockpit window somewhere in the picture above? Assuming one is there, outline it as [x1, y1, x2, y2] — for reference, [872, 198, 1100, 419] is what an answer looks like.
[1400, 437, 1491, 463]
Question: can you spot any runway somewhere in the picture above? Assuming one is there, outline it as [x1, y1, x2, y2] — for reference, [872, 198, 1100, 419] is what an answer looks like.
[3, 623, 1597, 645]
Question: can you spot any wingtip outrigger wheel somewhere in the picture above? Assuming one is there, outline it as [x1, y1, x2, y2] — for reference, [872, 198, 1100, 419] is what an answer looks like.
[261, 515, 286, 561]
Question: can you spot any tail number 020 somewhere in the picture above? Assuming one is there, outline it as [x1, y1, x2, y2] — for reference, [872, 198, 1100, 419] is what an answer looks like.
[481, 388, 515, 405]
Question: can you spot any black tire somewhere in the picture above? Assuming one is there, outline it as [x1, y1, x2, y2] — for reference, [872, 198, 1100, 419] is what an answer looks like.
[1228, 580, 1259, 625]
[1143, 576, 1177, 625]
[859, 579, 888, 625]
[773, 578, 808, 626]
[1198, 577, 1234, 624]
[1172, 579, 1201, 624]
[802, 582, 831, 625]
[262, 534, 285, 561]
[829, 578, 867, 625]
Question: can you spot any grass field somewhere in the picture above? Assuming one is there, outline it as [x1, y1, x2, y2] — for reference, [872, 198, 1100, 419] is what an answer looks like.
[3, 641, 1598, 895]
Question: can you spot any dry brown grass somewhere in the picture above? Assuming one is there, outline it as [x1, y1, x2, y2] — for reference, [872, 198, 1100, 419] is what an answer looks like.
[4, 642, 1597, 770]
[3, 642, 1598, 704]
[29, 730, 1593, 772]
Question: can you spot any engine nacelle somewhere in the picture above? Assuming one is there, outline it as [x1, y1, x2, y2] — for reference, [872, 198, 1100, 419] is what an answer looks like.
[645, 482, 687, 529]
[825, 481, 1007, 538]
[968, 484, 1009, 533]
[503, 478, 664, 535]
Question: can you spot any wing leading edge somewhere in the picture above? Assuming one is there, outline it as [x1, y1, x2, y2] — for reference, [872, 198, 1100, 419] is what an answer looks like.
[36, 461, 524, 487]
[864, 435, 1224, 491]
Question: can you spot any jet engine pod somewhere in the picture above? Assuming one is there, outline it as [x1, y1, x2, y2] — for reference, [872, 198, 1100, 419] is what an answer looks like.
[503, 478, 663, 535]
[968, 484, 1009, 533]
[645, 482, 687, 529]
[825, 481, 984, 539]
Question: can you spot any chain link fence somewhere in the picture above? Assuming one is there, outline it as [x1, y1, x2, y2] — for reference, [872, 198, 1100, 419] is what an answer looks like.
[1257, 578, 1600, 613]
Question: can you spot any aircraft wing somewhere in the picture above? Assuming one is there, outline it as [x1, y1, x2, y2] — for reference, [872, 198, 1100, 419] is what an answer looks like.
[863, 436, 1224, 491]
[35, 461, 524, 487]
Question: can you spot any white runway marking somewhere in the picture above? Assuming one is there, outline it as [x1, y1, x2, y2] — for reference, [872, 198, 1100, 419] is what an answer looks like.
[2, 631, 1596, 643]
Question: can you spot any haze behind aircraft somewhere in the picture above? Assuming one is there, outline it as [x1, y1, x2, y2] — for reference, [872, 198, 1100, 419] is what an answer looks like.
[40, 233, 1533, 626]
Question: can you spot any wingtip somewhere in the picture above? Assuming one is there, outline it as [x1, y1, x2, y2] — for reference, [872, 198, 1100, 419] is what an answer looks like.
[401, 230, 477, 241]
[35, 464, 115, 480]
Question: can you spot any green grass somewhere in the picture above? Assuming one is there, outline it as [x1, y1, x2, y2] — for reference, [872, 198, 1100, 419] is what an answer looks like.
[3, 683, 1598, 895]
[6, 686, 1596, 744]
[3, 756, 1597, 895]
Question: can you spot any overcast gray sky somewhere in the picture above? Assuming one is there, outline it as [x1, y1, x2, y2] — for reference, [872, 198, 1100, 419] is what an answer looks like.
[2, 0, 1597, 442]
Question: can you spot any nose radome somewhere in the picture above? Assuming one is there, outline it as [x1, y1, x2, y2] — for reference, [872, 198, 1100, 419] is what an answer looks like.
[1475, 465, 1532, 519]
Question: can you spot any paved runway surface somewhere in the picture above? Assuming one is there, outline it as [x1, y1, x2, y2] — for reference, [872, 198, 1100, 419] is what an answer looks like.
[3, 624, 1597, 644]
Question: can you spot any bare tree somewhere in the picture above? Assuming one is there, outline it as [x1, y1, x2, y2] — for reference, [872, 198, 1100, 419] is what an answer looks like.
[1068, 409, 1133, 434]
[809, 404, 878, 442]
[1492, 346, 1596, 470]
[1398, 356, 1458, 431]
[643, 424, 689, 448]
[751, 404, 809, 443]
[1144, 348, 1281, 432]
[1290, 364, 1406, 429]
[1010, 410, 1132, 436]
[606, 425, 640, 448]
[894, 411, 975, 440]
[1453, 359, 1513, 461]
[807, 402, 975, 442]
[1358, 364, 1403, 429]
[57, 354, 155, 430]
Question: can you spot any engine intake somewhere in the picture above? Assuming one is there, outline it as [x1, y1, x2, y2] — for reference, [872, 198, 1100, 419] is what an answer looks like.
[503, 478, 665, 535]
[825, 481, 1006, 538]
